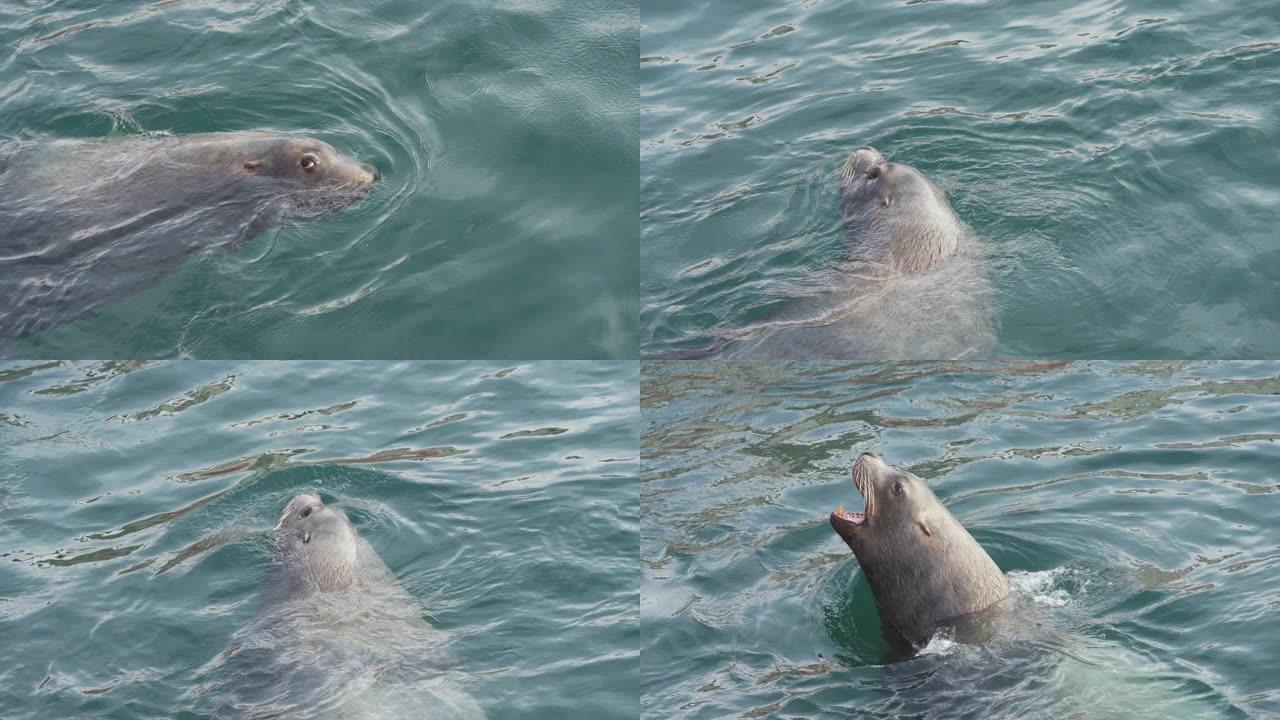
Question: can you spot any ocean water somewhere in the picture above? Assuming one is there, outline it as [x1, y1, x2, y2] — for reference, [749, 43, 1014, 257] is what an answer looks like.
[0, 0, 637, 359]
[0, 360, 638, 719]
[641, 361, 1280, 718]
[641, 0, 1280, 359]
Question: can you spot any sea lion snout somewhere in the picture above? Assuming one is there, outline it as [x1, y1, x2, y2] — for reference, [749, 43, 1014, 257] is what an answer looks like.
[834, 453, 910, 540]
[278, 493, 353, 541]
[841, 146, 886, 186]
[360, 163, 380, 183]
[853, 451, 887, 476]
[832, 453, 882, 540]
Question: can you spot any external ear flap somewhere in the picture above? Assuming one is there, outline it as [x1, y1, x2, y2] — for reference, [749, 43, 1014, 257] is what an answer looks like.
[243, 159, 265, 172]
[916, 515, 934, 537]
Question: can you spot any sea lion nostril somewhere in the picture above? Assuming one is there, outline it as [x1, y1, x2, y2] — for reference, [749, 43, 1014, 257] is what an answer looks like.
[866, 165, 882, 179]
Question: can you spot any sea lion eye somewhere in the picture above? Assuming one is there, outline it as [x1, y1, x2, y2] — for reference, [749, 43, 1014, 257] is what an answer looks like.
[300, 154, 318, 171]
[301, 506, 312, 518]
[892, 481, 903, 496]
[866, 165, 882, 180]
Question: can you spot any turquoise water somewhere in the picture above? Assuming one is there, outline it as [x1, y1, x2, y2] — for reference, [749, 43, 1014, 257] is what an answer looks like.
[641, 0, 1280, 359]
[641, 361, 1280, 718]
[0, 0, 637, 359]
[0, 360, 638, 719]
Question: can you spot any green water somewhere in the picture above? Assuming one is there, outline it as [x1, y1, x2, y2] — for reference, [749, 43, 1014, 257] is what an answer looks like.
[0, 0, 637, 359]
[641, 361, 1280, 718]
[0, 360, 638, 719]
[641, 0, 1280, 359]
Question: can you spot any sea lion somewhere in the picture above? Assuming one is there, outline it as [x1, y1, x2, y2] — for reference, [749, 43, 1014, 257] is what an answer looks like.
[0, 131, 379, 344]
[194, 493, 483, 719]
[716, 146, 995, 360]
[830, 452, 1009, 650]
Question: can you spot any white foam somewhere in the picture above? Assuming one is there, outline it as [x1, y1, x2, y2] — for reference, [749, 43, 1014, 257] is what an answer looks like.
[1007, 567, 1076, 607]
[918, 630, 958, 655]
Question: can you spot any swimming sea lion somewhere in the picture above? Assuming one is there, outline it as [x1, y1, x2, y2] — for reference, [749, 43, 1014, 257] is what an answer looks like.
[717, 146, 995, 360]
[830, 452, 1009, 649]
[0, 131, 378, 344]
[195, 493, 483, 719]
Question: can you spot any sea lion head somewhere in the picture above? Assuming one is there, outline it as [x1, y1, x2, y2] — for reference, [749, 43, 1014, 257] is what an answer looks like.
[839, 146, 962, 272]
[276, 493, 362, 592]
[830, 452, 1010, 646]
[236, 134, 379, 219]
[830, 452, 946, 557]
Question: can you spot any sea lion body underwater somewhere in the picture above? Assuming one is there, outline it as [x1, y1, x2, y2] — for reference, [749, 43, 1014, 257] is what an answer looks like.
[0, 131, 378, 343]
[718, 147, 995, 361]
[830, 453, 1009, 649]
[195, 493, 484, 720]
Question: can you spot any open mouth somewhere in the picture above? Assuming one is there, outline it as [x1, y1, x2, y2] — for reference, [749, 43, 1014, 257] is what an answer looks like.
[834, 504, 865, 527]
[832, 505, 865, 526]
[831, 461, 872, 531]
